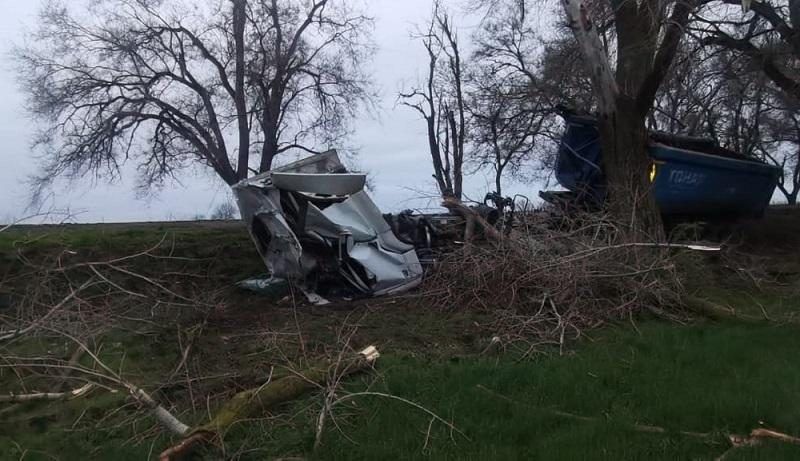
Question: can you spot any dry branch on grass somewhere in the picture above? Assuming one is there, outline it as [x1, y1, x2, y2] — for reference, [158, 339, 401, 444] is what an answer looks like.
[0, 238, 394, 459]
[421, 213, 688, 354]
[478, 383, 800, 459]
[0, 383, 93, 403]
[718, 428, 800, 460]
[0, 239, 222, 442]
[159, 346, 380, 461]
[0, 235, 217, 344]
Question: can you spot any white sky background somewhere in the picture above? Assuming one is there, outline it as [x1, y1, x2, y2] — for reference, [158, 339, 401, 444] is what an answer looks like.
[0, 0, 549, 223]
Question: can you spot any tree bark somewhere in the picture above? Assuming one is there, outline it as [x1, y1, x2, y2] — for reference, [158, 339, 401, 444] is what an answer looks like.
[232, 0, 250, 181]
[260, 116, 280, 173]
[599, 97, 664, 238]
[495, 167, 503, 197]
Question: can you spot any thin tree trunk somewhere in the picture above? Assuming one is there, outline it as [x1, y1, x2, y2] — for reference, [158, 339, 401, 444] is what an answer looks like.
[260, 126, 279, 173]
[232, 0, 250, 181]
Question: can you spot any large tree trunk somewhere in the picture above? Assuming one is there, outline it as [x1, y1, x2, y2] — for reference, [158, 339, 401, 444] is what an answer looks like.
[560, 0, 681, 241]
[599, 97, 664, 238]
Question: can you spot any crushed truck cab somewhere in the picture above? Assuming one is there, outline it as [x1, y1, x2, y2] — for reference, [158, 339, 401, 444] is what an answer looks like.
[233, 151, 423, 303]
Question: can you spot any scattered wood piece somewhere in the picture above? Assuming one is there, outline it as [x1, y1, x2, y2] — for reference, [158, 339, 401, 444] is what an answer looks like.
[130, 386, 191, 436]
[53, 345, 88, 392]
[442, 198, 503, 242]
[717, 428, 800, 460]
[0, 279, 96, 342]
[478, 384, 800, 459]
[62, 334, 192, 438]
[476, 384, 711, 438]
[158, 346, 380, 461]
[683, 296, 786, 324]
[157, 433, 209, 461]
[0, 383, 94, 403]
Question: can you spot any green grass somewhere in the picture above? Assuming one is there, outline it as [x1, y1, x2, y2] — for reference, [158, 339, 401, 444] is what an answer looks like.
[2, 220, 800, 459]
[18, 319, 794, 461]
[251, 321, 800, 461]
[3, 314, 800, 460]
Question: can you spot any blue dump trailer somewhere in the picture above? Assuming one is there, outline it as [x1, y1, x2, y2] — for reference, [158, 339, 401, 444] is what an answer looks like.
[542, 114, 782, 220]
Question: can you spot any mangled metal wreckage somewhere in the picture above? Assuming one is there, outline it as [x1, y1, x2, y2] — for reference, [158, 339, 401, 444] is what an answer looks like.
[233, 151, 424, 303]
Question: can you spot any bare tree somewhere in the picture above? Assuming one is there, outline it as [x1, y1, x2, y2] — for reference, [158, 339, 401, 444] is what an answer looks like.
[467, 0, 559, 196]
[689, 0, 800, 204]
[400, 1, 467, 201]
[760, 107, 800, 204]
[210, 200, 239, 220]
[693, 0, 800, 101]
[15, 0, 374, 194]
[467, 85, 542, 196]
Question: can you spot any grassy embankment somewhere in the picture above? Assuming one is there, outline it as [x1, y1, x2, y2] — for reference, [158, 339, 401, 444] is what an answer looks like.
[0, 213, 798, 460]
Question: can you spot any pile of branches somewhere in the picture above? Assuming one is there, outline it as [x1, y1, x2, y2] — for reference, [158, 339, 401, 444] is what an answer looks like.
[422, 212, 689, 355]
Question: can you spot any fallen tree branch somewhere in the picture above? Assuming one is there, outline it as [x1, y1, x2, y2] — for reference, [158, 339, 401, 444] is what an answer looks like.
[131, 386, 191, 436]
[478, 384, 800, 459]
[329, 391, 470, 441]
[717, 428, 800, 460]
[0, 383, 94, 403]
[0, 278, 97, 342]
[41, 330, 192, 437]
[158, 345, 380, 461]
[442, 198, 503, 242]
[476, 384, 711, 439]
[683, 296, 800, 325]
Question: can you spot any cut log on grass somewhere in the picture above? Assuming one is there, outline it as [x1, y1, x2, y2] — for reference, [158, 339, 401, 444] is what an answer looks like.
[159, 346, 380, 461]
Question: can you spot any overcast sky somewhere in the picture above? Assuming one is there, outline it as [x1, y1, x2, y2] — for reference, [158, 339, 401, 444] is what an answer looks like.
[0, 0, 544, 223]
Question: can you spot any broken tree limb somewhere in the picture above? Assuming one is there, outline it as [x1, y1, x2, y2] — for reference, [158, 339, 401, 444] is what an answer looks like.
[560, 0, 617, 114]
[442, 198, 503, 242]
[131, 386, 191, 436]
[53, 332, 192, 437]
[158, 346, 380, 461]
[717, 428, 800, 460]
[0, 278, 97, 342]
[476, 385, 712, 439]
[730, 428, 800, 447]
[478, 384, 800, 459]
[0, 383, 94, 403]
[682, 296, 800, 325]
